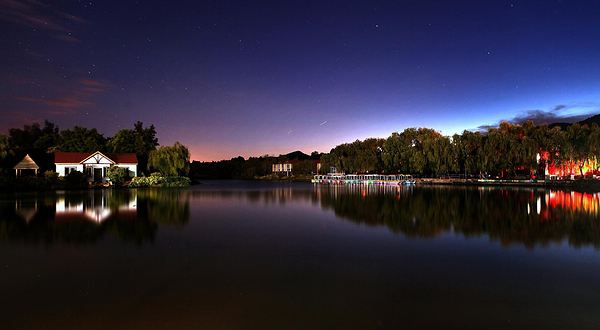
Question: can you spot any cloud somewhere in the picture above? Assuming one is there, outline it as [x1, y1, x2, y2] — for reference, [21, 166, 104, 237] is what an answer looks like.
[471, 103, 600, 132]
[474, 124, 496, 132]
[16, 96, 93, 109]
[81, 87, 108, 93]
[11, 75, 115, 117]
[505, 105, 598, 125]
[76, 78, 114, 88]
[53, 34, 80, 43]
[0, 111, 43, 132]
[0, 0, 86, 42]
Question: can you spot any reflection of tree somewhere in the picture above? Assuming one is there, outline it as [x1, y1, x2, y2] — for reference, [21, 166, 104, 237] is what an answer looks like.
[138, 188, 190, 226]
[317, 185, 600, 249]
[0, 188, 191, 246]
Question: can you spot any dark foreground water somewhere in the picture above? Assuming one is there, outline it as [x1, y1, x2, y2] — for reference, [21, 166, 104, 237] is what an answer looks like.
[1, 181, 600, 329]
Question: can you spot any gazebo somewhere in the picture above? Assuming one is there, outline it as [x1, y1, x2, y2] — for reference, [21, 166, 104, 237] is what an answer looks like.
[13, 154, 40, 177]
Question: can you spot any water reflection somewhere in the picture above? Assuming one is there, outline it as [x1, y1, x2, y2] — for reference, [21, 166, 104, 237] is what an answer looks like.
[189, 184, 600, 249]
[2, 184, 600, 249]
[315, 185, 600, 249]
[0, 188, 190, 246]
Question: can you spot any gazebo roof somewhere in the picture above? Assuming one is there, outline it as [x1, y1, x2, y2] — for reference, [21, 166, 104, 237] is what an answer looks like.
[13, 154, 40, 170]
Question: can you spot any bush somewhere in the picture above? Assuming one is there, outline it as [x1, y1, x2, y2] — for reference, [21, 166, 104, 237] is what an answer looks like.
[129, 173, 163, 187]
[108, 166, 129, 186]
[0, 174, 66, 191]
[64, 170, 88, 188]
[128, 173, 190, 187]
[44, 170, 62, 189]
[161, 176, 191, 187]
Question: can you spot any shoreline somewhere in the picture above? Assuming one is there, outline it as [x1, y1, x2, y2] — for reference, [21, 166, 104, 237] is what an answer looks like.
[419, 178, 600, 190]
[311, 176, 600, 192]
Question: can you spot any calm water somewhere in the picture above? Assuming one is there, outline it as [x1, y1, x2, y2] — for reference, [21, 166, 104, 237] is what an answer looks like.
[1, 181, 600, 329]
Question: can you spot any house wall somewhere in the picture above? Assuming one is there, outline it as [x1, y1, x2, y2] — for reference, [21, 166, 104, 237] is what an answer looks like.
[272, 163, 292, 172]
[56, 163, 137, 183]
[82, 158, 113, 183]
[56, 164, 84, 177]
[117, 164, 137, 177]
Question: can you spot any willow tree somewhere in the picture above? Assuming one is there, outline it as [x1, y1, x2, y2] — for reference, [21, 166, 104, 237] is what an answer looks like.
[589, 124, 600, 172]
[382, 132, 410, 173]
[533, 124, 569, 176]
[567, 123, 591, 176]
[426, 135, 456, 176]
[148, 142, 190, 176]
[454, 130, 485, 176]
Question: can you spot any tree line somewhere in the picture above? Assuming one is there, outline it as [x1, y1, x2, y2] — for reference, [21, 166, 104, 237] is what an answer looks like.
[0, 120, 190, 177]
[321, 121, 600, 178]
[189, 152, 323, 179]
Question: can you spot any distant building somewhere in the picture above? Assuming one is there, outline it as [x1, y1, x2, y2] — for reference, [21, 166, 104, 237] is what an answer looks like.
[55, 151, 138, 183]
[272, 160, 321, 174]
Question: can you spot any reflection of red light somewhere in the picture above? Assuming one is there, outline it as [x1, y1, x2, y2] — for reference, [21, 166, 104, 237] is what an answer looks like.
[546, 191, 599, 215]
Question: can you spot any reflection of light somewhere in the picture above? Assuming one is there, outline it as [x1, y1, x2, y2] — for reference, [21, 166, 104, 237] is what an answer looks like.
[120, 196, 137, 210]
[545, 190, 600, 215]
[84, 209, 112, 222]
[55, 197, 83, 213]
[54, 191, 137, 223]
[537, 197, 541, 214]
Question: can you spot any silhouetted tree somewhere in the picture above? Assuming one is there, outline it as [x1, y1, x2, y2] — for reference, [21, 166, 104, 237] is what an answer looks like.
[57, 126, 106, 152]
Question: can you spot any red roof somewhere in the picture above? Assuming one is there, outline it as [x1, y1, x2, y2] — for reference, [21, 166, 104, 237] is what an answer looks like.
[55, 152, 137, 164]
[106, 153, 137, 164]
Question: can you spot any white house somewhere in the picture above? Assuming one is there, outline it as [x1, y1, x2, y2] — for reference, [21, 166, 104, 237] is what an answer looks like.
[55, 151, 138, 183]
[272, 160, 321, 174]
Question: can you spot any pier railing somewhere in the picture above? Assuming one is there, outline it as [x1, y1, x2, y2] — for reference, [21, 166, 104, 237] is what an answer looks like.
[312, 174, 414, 185]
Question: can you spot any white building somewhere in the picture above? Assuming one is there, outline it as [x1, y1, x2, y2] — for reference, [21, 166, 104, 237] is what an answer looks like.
[272, 160, 321, 174]
[55, 151, 138, 183]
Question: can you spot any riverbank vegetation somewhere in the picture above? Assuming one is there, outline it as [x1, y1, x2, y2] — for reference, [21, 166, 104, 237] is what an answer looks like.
[321, 120, 600, 179]
[189, 151, 323, 179]
[0, 120, 191, 189]
[0, 170, 88, 191]
[2, 117, 599, 183]
[187, 119, 600, 181]
[0, 120, 159, 175]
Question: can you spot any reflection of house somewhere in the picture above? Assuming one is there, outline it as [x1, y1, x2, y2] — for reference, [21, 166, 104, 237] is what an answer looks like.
[55, 191, 137, 223]
[55, 151, 138, 183]
[272, 160, 321, 174]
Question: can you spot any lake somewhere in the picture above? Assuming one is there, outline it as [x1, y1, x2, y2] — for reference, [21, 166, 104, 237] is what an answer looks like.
[1, 181, 600, 329]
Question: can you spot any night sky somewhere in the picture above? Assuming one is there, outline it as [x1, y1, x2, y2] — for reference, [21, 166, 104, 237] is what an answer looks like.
[2, 0, 600, 161]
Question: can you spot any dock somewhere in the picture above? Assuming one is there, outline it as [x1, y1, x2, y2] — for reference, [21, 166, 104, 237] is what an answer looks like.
[312, 174, 415, 185]
[313, 174, 578, 187]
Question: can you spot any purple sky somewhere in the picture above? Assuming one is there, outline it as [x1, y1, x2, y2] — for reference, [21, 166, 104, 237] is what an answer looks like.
[2, 0, 599, 161]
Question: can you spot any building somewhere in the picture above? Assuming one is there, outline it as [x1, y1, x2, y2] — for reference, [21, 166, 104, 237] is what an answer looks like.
[55, 151, 138, 183]
[13, 154, 40, 177]
[272, 160, 321, 174]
